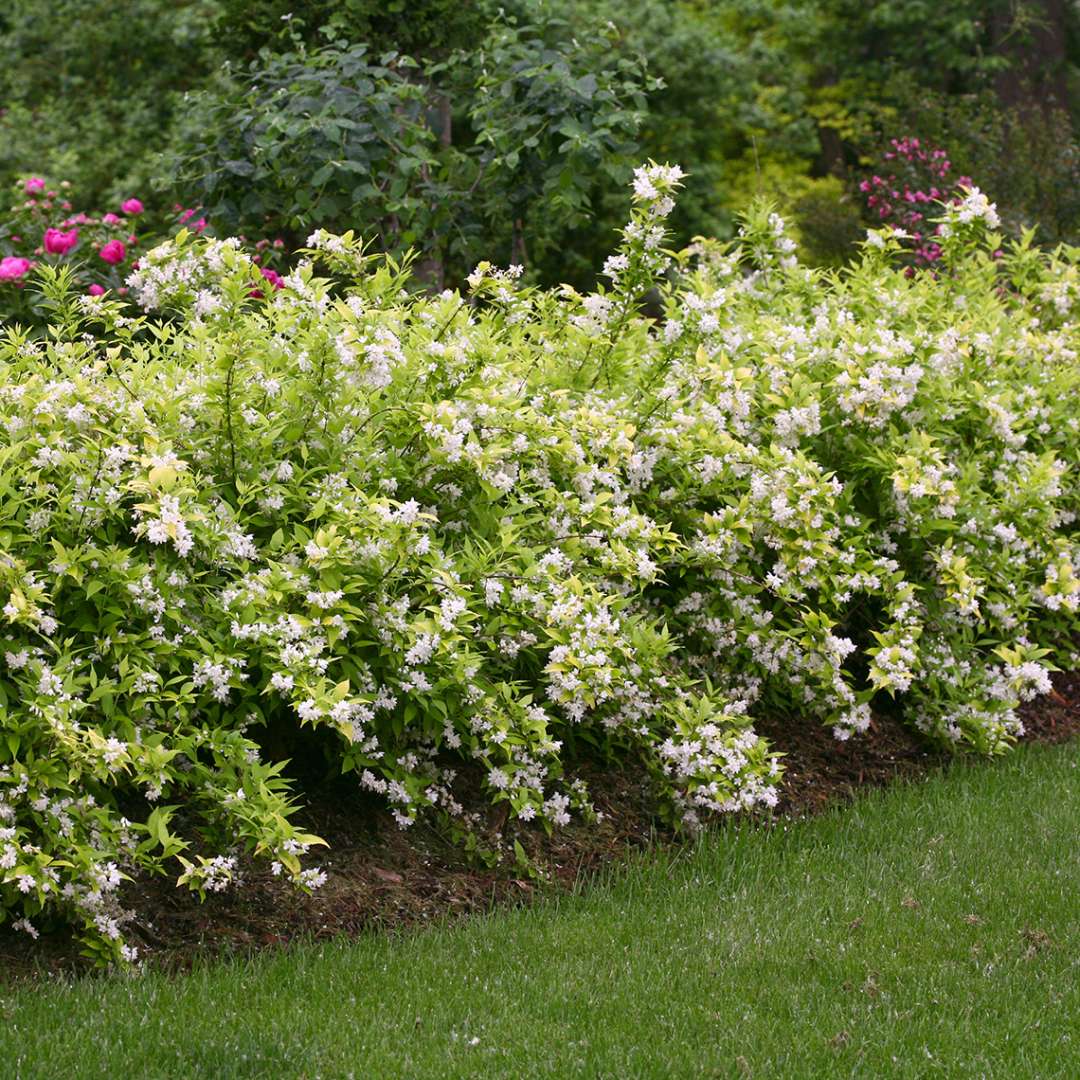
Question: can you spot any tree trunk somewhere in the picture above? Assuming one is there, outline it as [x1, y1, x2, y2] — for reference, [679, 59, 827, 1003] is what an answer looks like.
[511, 217, 529, 270]
[415, 93, 454, 292]
[992, 0, 1070, 115]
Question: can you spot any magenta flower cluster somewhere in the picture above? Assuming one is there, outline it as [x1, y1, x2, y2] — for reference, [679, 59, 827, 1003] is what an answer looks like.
[1, 177, 148, 292]
[859, 137, 973, 266]
[2, 173, 289, 312]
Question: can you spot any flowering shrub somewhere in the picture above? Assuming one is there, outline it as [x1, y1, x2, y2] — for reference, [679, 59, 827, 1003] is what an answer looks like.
[0, 176, 151, 313]
[0, 176, 284, 325]
[858, 137, 976, 266]
[0, 164, 1076, 963]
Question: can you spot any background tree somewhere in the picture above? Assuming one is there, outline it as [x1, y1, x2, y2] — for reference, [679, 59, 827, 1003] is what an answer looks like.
[163, 7, 655, 284]
[0, 0, 221, 205]
[4, 0, 1080, 279]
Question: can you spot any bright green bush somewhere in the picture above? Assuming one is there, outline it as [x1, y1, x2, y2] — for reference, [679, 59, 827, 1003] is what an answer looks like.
[0, 168, 1077, 963]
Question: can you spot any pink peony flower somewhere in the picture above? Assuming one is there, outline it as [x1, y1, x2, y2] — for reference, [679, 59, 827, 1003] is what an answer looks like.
[24, 177, 46, 194]
[102, 212, 122, 225]
[121, 198, 144, 215]
[0, 256, 33, 281]
[87, 283, 106, 296]
[43, 227, 79, 255]
[98, 239, 126, 265]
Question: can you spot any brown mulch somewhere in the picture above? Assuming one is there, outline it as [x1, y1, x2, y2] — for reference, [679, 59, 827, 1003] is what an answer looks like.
[2, 672, 1077, 983]
[760, 670, 1080, 819]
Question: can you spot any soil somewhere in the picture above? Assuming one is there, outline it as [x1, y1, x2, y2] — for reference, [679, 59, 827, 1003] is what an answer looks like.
[2, 672, 1077, 983]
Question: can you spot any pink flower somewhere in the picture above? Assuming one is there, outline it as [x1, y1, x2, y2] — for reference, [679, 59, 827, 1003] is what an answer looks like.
[248, 267, 286, 300]
[87, 283, 106, 296]
[102, 212, 122, 225]
[43, 227, 79, 255]
[260, 267, 284, 290]
[177, 207, 208, 232]
[121, 198, 144, 215]
[0, 256, 33, 281]
[24, 177, 46, 194]
[98, 239, 126, 265]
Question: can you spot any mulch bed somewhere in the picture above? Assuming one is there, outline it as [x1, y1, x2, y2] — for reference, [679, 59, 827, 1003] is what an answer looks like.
[2, 672, 1077, 983]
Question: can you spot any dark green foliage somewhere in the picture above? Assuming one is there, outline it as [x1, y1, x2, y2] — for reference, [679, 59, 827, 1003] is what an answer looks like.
[0, 0, 221, 206]
[450, 10, 655, 271]
[213, 0, 491, 61]
[4, 0, 1080, 279]
[163, 10, 654, 279]
[163, 44, 442, 247]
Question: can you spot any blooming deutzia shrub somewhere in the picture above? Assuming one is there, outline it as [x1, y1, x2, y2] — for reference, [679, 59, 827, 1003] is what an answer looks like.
[0, 164, 1076, 960]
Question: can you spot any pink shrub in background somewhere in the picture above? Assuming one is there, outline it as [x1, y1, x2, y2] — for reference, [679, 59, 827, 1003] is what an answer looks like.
[2, 174, 289, 320]
[248, 265, 286, 299]
[859, 137, 976, 267]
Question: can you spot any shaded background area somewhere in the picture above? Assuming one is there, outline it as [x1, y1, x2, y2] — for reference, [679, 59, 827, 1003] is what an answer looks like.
[2, 0, 1080, 281]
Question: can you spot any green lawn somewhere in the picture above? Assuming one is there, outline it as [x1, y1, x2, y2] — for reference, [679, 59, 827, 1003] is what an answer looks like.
[4, 742, 1079, 1079]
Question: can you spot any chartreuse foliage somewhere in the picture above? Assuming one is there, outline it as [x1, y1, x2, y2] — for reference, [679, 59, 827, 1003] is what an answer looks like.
[2, 742, 1078, 1077]
[0, 168, 1077, 962]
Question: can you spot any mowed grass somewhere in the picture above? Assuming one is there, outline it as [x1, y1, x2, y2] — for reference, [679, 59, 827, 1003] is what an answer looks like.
[3, 742, 1079, 1079]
